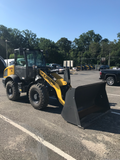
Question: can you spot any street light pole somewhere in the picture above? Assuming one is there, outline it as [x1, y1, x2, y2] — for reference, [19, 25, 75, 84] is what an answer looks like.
[81, 53, 82, 66]
[108, 45, 111, 67]
[5, 40, 10, 67]
[108, 52, 110, 66]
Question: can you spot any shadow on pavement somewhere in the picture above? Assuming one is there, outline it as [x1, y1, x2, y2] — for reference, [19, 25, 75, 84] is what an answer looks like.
[14, 95, 120, 134]
[109, 103, 117, 107]
[44, 102, 120, 134]
[16, 95, 29, 103]
[87, 109, 120, 134]
[107, 83, 120, 87]
[115, 83, 120, 87]
[0, 74, 3, 78]
[16, 95, 63, 114]
[43, 97, 63, 114]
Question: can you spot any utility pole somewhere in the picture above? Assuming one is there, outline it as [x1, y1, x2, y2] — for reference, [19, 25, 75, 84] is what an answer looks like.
[108, 45, 111, 67]
[108, 52, 110, 66]
[5, 40, 10, 67]
[81, 53, 82, 66]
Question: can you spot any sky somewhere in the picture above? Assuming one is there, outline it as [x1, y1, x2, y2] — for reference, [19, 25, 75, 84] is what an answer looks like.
[0, 0, 120, 42]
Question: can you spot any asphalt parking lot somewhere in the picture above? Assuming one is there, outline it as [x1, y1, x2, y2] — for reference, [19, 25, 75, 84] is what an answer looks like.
[0, 70, 120, 160]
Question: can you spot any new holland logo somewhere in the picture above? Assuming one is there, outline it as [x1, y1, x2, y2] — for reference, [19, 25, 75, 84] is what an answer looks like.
[40, 71, 56, 86]
[9, 67, 13, 70]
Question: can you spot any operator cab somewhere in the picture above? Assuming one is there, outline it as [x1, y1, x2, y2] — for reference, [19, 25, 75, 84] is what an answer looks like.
[14, 48, 46, 80]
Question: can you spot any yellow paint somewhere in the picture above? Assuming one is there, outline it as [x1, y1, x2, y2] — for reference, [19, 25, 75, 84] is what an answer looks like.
[51, 72, 67, 86]
[40, 70, 65, 106]
[3, 65, 68, 106]
[3, 65, 15, 78]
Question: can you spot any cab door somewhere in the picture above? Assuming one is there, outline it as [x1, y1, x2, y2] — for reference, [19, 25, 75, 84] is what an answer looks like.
[14, 56, 27, 80]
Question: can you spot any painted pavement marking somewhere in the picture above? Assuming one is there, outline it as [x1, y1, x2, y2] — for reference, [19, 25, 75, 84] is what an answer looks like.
[0, 114, 76, 160]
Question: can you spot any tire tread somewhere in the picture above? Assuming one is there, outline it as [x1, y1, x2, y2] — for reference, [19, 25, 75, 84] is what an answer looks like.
[29, 83, 49, 110]
[6, 81, 20, 100]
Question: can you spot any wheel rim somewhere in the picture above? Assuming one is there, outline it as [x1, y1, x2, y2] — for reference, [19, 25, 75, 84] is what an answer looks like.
[31, 91, 40, 104]
[107, 77, 114, 85]
[7, 85, 13, 97]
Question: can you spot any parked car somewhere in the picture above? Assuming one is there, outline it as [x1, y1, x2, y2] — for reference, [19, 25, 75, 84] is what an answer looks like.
[49, 63, 64, 73]
[99, 69, 120, 86]
[99, 65, 109, 71]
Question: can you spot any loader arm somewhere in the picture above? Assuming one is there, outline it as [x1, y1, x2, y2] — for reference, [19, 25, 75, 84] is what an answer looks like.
[39, 70, 66, 106]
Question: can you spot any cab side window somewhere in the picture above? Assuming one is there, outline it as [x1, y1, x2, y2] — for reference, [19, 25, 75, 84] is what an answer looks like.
[16, 58, 26, 67]
[27, 54, 34, 67]
[16, 53, 26, 67]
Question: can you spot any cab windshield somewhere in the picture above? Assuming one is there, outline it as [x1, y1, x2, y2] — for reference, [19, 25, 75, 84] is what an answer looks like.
[26, 50, 46, 67]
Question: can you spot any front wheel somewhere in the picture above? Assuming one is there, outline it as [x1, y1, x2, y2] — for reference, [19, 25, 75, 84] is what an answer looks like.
[29, 83, 49, 110]
[6, 81, 20, 100]
[106, 76, 116, 86]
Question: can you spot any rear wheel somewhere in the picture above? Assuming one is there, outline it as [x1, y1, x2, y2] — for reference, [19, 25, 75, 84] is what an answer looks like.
[6, 81, 20, 100]
[29, 83, 49, 110]
[106, 76, 116, 86]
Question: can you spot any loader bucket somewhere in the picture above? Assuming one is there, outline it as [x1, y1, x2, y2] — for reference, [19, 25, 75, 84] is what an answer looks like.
[61, 82, 110, 128]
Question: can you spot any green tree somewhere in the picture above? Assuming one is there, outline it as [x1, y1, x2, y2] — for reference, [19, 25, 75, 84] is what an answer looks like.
[37, 38, 63, 64]
[0, 24, 120, 67]
[100, 39, 109, 62]
[117, 32, 120, 40]
[89, 42, 101, 62]
[9, 28, 24, 48]
[73, 30, 102, 65]
[56, 37, 71, 59]
[22, 29, 37, 48]
[0, 25, 11, 58]
[0, 39, 6, 58]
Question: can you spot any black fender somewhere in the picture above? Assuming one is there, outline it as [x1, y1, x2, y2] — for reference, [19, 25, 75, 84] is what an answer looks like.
[4, 75, 21, 86]
[26, 79, 45, 96]
[104, 74, 117, 81]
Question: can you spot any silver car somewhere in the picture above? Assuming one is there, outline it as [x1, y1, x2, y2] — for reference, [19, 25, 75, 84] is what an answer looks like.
[49, 63, 64, 74]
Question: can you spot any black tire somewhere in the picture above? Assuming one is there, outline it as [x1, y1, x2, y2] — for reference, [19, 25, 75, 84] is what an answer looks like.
[6, 81, 20, 100]
[29, 83, 49, 110]
[106, 76, 116, 86]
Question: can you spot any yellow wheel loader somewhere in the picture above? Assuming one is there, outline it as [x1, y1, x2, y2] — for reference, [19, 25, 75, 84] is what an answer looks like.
[2, 48, 110, 128]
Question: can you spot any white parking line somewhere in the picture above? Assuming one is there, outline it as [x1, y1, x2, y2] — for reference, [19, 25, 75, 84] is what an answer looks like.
[111, 111, 120, 116]
[0, 114, 76, 160]
[108, 93, 120, 97]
